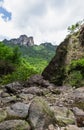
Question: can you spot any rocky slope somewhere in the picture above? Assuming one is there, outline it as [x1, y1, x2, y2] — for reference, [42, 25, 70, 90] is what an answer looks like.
[42, 25, 84, 86]
[0, 75, 84, 130]
[3, 35, 34, 46]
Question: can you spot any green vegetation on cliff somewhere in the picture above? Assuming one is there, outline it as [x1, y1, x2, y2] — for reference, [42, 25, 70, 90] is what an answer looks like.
[65, 58, 84, 87]
[42, 22, 84, 88]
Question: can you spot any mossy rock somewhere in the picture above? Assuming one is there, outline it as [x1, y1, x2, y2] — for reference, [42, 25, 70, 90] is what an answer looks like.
[28, 97, 56, 130]
[0, 109, 7, 122]
[54, 107, 75, 127]
[0, 120, 30, 130]
[56, 116, 75, 127]
[73, 102, 84, 110]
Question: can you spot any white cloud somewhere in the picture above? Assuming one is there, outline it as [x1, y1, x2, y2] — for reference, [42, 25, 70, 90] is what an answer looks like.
[0, 0, 84, 45]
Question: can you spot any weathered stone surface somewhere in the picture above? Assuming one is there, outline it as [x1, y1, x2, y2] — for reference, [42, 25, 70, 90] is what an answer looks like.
[22, 87, 43, 95]
[72, 107, 84, 127]
[6, 102, 29, 119]
[1, 96, 17, 105]
[24, 74, 52, 88]
[0, 108, 7, 122]
[19, 93, 34, 101]
[0, 92, 10, 98]
[0, 120, 30, 130]
[73, 87, 84, 110]
[5, 82, 22, 94]
[61, 125, 83, 130]
[28, 97, 56, 130]
[48, 124, 56, 130]
[51, 106, 75, 126]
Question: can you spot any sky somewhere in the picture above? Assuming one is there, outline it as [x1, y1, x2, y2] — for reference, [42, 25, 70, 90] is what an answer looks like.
[0, 0, 84, 45]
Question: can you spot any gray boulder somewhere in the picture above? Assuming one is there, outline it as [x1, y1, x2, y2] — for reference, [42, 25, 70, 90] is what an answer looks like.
[5, 82, 22, 94]
[24, 74, 51, 88]
[28, 97, 56, 130]
[22, 87, 43, 95]
[6, 102, 29, 119]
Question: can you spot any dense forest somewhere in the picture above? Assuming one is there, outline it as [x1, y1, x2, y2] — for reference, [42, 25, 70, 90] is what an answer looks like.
[0, 42, 56, 85]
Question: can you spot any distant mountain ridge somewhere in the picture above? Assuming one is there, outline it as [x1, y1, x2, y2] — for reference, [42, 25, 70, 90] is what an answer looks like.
[3, 35, 34, 46]
[2, 35, 57, 73]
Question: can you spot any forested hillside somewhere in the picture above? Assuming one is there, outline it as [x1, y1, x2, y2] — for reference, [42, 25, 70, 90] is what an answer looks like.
[0, 41, 56, 85]
[4, 41, 56, 73]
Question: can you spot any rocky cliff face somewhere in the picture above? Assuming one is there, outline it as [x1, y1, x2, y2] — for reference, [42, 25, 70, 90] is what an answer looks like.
[42, 25, 84, 85]
[3, 35, 34, 46]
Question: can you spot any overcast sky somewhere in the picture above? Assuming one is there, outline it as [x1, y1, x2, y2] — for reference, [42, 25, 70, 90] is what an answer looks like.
[0, 0, 84, 45]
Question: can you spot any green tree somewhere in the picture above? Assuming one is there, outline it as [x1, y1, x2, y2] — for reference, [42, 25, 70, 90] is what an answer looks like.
[0, 42, 21, 76]
[67, 19, 84, 34]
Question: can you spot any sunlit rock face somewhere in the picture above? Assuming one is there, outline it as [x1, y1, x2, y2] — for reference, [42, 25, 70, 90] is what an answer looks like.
[42, 25, 84, 85]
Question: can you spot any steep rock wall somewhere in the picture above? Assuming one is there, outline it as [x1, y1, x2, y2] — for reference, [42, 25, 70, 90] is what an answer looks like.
[42, 26, 84, 85]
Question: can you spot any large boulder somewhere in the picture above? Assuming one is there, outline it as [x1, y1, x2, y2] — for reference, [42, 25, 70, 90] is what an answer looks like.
[51, 106, 75, 127]
[28, 97, 56, 130]
[73, 87, 84, 110]
[24, 74, 52, 88]
[0, 108, 7, 122]
[72, 107, 84, 127]
[6, 102, 29, 119]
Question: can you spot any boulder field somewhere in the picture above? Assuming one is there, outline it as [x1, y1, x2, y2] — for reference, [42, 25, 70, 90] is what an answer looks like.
[0, 75, 84, 130]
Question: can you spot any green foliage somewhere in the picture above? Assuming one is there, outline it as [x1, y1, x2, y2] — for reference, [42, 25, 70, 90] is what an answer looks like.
[0, 41, 56, 85]
[4, 42, 56, 74]
[0, 42, 21, 76]
[0, 42, 14, 62]
[65, 58, 84, 87]
[67, 19, 84, 34]
[0, 43, 39, 85]
[20, 43, 56, 62]
[70, 58, 84, 71]
[66, 71, 83, 88]
[11, 46, 21, 64]
[0, 58, 38, 84]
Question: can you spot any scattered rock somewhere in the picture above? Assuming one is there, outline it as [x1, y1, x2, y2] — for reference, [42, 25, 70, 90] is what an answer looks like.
[73, 87, 84, 110]
[19, 93, 34, 101]
[1, 95, 17, 105]
[24, 74, 52, 88]
[61, 125, 83, 130]
[48, 124, 56, 130]
[0, 120, 30, 130]
[22, 87, 43, 96]
[0, 108, 7, 122]
[72, 107, 84, 127]
[51, 106, 75, 127]
[5, 82, 22, 94]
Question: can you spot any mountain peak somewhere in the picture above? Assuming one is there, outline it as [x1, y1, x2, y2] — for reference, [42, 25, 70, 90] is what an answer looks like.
[3, 35, 34, 46]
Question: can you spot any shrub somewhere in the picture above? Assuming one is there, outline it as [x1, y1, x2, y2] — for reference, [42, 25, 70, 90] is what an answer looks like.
[65, 58, 84, 87]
